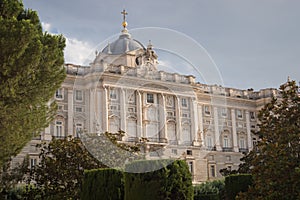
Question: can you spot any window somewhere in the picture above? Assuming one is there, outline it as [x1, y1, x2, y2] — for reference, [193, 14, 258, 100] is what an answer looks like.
[210, 165, 216, 177]
[237, 110, 243, 118]
[167, 112, 174, 117]
[221, 108, 227, 117]
[75, 107, 83, 112]
[188, 162, 193, 173]
[75, 90, 83, 101]
[182, 113, 189, 118]
[206, 136, 213, 148]
[30, 158, 37, 169]
[58, 105, 63, 110]
[226, 155, 231, 161]
[110, 89, 117, 100]
[55, 121, 63, 137]
[181, 98, 188, 107]
[204, 105, 211, 115]
[187, 150, 192, 156]
[55, 88, 63, 99]
[75, 123, 83, 137]
[239, 138, 245, 149]
[147, 93, 154, 103]
[223, 135, 229, 148]
[250, 111, 255, 120]
[128, 107, 135, 113]
[171, 149, 177, 155]
[110, 105, 118, 110]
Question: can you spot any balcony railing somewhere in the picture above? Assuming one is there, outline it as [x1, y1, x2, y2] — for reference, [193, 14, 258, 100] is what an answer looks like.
[222, 147, 233, 152]
[239, 148, 249, 153]
[205, 146, 216, 151]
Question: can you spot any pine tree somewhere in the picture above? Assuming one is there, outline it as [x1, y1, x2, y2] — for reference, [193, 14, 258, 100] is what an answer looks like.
[237, 80, 300, 200]
[0, 0, 66, 168]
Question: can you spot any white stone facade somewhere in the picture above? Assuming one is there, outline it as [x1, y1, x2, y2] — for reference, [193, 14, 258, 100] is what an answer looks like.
[14, 27, 279, 183]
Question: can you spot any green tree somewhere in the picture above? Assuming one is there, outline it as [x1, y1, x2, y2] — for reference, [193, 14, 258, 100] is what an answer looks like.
[237, 80, 300, 200]
[27, 136, 106, 200]
[0, 156, 29, 198]
[0, 0, 66, 168]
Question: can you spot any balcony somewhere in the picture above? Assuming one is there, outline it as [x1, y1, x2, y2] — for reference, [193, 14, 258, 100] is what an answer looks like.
[205, 146, 216, 151]
[222, 147, 233, 152]
[239, 148, 249, 153]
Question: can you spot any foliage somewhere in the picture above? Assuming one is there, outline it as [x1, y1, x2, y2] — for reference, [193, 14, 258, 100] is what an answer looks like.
[0, 156, 29, 198]
[236, 80, 300, 200]
[26, 136, 106, 200]
[124, 159, 193, 200]
[224, 174, 252, 200]
[81, 168, 124, 200]
[194, 179, 225, 200]
[80, 131, 142, 169]
[0, 0, 66, 168]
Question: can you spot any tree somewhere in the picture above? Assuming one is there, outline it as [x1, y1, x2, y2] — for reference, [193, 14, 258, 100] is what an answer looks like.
[0, 0, 66, 168]
[27, 136, 106, 200]
[124, 160, 193, 200]
[0, 156, 29, 198]
[236, 80, 300, 200]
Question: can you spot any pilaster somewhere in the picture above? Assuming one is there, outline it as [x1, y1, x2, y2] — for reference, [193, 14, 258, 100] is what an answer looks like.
[245, 111, 252, 150]
[175, 97, 182, 144]
[213, 107, 221, 151]
[231, 109, 239, 152]
[67, 89, 74, 136]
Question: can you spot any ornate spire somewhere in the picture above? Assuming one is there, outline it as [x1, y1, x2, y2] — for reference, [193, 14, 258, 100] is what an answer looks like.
[121, 9, 128, 29]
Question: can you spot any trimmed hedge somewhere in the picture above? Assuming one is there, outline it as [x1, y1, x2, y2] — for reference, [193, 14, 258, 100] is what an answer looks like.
[193, 180, 225, 200]
[81, 168, 124, 200]
[124, 159, 193, 200]
[225, 174, 252, 200]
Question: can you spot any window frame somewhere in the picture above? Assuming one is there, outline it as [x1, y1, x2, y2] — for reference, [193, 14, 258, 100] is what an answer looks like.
[146, 93, 154, 104]
[55, 88, 64, 100]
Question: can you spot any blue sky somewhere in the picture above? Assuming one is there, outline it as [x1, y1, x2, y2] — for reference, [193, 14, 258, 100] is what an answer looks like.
[23, 0, 300, 90]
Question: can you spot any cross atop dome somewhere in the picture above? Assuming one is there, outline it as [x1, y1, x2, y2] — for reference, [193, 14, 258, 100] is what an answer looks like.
[121, 9, 128, 29]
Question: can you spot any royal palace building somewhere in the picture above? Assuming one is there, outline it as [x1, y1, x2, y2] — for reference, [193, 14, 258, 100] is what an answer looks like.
[13, 11, 280, 183]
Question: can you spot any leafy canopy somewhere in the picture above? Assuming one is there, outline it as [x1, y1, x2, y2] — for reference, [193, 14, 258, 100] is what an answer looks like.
[237, 80, 300, 200]
[0, 0, 66, 167]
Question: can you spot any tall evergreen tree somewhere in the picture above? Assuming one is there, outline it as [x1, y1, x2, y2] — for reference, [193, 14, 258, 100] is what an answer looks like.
[0, 0, 66, 168]
[237, 80, 300, 200]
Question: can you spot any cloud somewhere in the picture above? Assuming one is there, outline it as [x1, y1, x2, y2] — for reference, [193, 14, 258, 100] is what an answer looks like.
[64, 37, 95, 65]
[41, 22, 52, 32]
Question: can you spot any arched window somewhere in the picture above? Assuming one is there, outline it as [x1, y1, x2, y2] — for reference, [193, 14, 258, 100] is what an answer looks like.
[55, 119, 64, 138]
[75, 123, 83, 137]
[221, 130, 232, 149]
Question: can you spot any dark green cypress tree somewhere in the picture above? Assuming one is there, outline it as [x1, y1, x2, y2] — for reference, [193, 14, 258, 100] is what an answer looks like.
[0, 0, 66, 168]
[237, 80, 300, 200]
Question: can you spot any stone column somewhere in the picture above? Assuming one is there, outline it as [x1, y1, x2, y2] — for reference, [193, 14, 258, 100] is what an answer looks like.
[175, 97, 182, 144]
[67, 89, 74, 136]
[136, 90, 143, 138]
[120, 89, 127, 134]
[159, 94, 167, 141]
[89, 89, 95, 133]
[231, 109, 239, 152]
[245, 111, 252, 150]
[213, 107, 221, 151]
[192, 100, 200, 146]
[96, 89, 102, 133]
[197, 104, 204, 146]
[103, 86, 109, 132]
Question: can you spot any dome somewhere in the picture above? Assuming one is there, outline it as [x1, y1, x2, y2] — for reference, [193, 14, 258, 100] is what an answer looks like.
[102, 31, 145, 55]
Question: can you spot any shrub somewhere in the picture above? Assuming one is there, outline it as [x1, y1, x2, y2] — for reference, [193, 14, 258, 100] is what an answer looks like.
[81, 168, 124, 200]
[194, 179, 225, 200]
[124, 159, 193, 200]
[225, 174, 252, 200]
